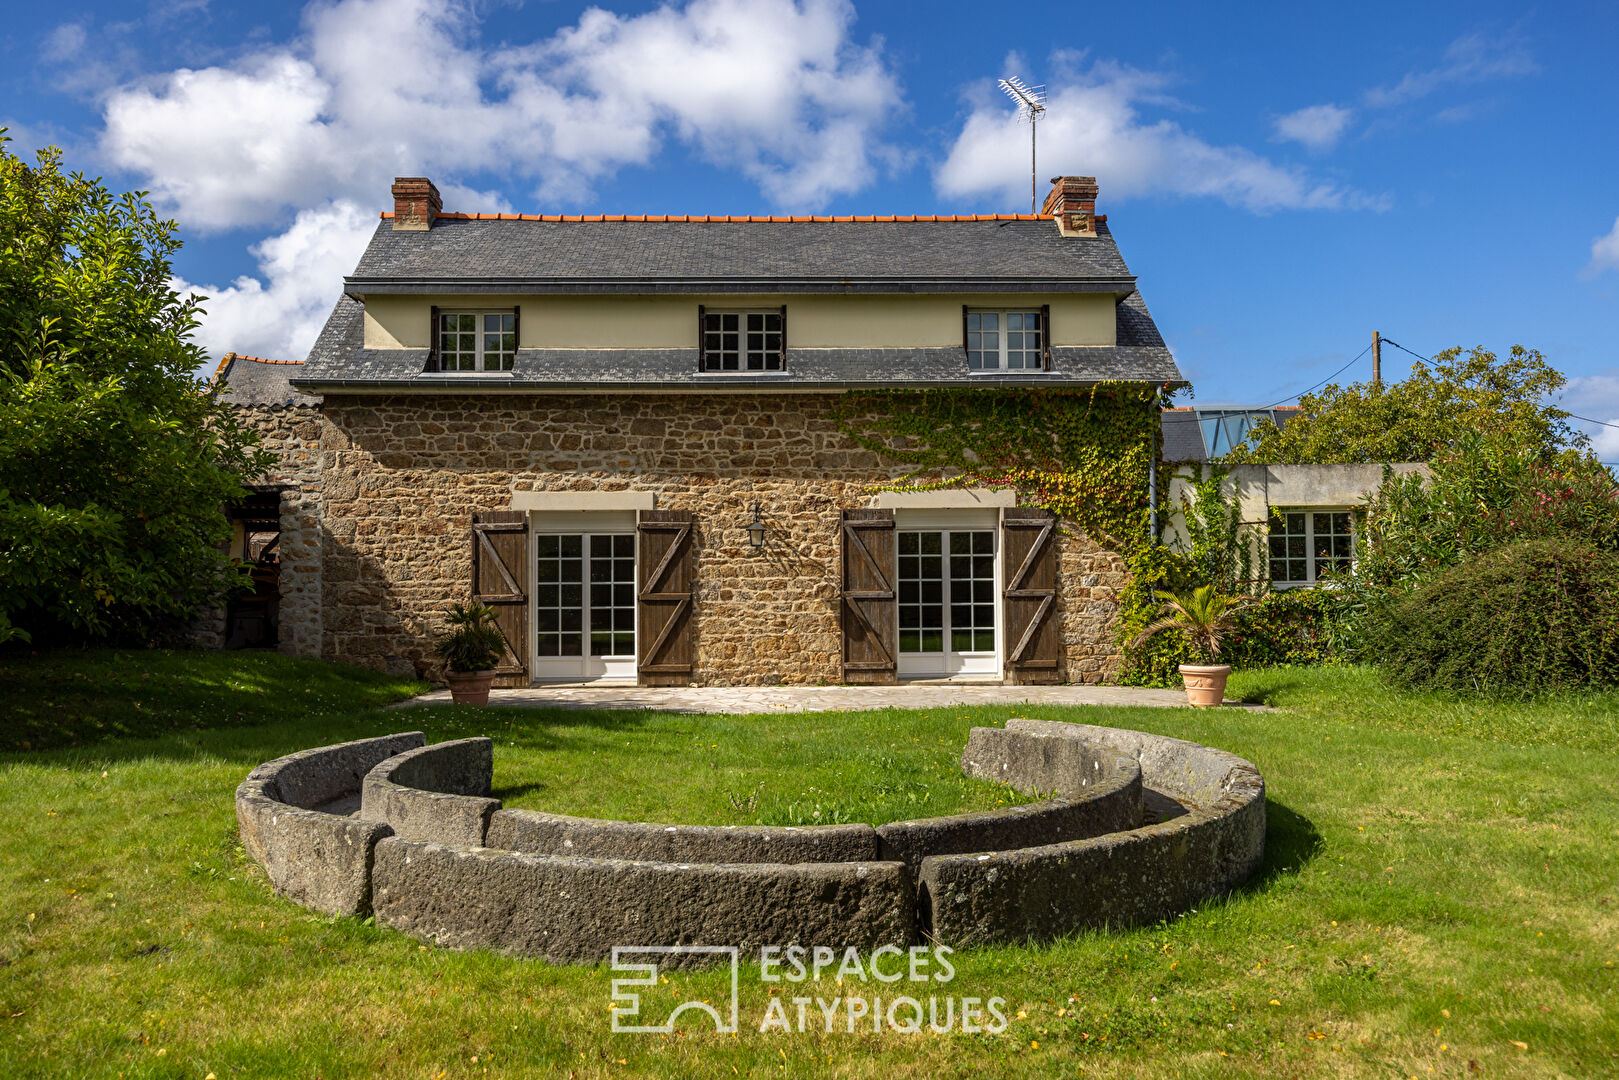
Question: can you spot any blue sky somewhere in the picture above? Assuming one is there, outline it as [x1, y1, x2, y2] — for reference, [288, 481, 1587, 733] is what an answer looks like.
[4, 0, 1619, 457]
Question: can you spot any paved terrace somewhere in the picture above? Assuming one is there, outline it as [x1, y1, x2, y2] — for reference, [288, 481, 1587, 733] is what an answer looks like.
[400, 683, 1269, 713]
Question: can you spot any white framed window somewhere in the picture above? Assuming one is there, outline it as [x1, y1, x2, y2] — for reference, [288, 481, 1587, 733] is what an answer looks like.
[1268, 509, 1355, 586]
[438, 311, 516, 372]
[530, 511, 638, 682]
[895, 508, 1001, 678]
[700, 309, 784, 372]
[966, 309, 1045, 371]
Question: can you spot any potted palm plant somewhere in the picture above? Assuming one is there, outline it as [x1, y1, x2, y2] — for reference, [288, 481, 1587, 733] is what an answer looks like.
[433, 602, 506, 705]
[1131, 584, 1253, 707]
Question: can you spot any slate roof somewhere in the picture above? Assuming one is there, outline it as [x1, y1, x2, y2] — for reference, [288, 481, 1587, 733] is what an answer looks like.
[214, 353, 321, 407]
[295, 288, 1181, 391]
[347, 216, 1135, 294]
[299, 210, 1183, 391]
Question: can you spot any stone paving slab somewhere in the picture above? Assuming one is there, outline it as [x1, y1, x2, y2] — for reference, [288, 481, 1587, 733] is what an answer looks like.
[398, 683, 1271, 714]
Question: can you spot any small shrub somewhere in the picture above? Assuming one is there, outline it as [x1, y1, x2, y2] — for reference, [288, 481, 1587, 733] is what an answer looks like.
[433, 602, 506, 673]
[1366, 539, 1619, 696]
[1223, 587, 1345, 668]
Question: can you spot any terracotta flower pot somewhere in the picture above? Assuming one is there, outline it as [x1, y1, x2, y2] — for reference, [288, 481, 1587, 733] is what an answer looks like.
[1178, 663, 1231, 708]
[444, 669, 496, 706]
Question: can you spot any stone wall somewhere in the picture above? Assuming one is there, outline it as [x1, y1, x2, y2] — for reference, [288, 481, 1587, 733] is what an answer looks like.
[237, 403, 324, 659]
[319, 392, 1131, 684]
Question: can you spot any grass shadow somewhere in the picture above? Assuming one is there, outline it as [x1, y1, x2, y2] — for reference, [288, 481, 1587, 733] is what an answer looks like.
[1244, 798, 1325, 890]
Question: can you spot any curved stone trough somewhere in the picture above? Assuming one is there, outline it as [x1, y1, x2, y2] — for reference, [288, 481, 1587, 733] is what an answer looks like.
[235, 721, 1264, 961]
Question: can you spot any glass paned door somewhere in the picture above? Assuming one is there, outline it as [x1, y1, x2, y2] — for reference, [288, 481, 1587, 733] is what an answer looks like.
[897, 529, 998, 676]
[533, 531, 637, 680]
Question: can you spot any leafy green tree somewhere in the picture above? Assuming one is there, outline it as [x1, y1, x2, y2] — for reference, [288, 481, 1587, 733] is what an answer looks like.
[0, 135, 271, 644]
[1226, 345, 1588, 465]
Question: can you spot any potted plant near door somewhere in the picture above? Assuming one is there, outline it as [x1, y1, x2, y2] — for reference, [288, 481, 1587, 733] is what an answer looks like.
[1131, 584, 1253, 707]
[434, 602, 506, 706]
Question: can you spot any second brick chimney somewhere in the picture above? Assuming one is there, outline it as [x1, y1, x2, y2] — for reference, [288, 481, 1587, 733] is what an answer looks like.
[1041, 175, 1099, 237]
[391, 177, 442, 231]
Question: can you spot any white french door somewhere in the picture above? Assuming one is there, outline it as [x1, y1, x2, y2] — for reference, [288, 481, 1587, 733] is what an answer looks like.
[531, 513, 637, 681]
[896, 522, 1000, 678]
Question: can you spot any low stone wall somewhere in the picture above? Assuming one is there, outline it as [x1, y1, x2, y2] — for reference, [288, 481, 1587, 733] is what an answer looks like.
[360, 737, 499, 846]
[371, 839, 914, 963]
[234, 731, 425, 916]
[239, 722, 1265, 957]
[486, 811, 880, 864]
[920, 719, 1266, 945]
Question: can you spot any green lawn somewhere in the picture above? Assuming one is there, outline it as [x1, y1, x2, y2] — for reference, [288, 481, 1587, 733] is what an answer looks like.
[1, 652, 1615, 1078]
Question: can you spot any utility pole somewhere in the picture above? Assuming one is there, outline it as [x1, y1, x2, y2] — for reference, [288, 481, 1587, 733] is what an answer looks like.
[1372, 330, 1381, 388]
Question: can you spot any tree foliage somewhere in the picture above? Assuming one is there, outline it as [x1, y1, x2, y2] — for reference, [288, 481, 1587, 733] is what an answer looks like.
[1226, 345, 1588, 465]
[0, 135, 271, 644]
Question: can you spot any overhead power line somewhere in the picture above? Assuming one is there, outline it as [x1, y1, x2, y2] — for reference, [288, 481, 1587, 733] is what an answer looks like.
[1259, 342, 1372, 409]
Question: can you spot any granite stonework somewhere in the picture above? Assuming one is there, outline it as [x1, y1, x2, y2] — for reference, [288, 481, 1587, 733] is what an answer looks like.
[240, 725, 1264, 957]
[195, 402, 325, 657]
[317, 392, 1129, 684]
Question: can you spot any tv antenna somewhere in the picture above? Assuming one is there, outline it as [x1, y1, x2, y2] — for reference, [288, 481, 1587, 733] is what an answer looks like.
[998, 76, 1047, 213]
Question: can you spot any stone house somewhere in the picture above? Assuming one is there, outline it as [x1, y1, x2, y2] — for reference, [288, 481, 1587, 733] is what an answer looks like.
[218, 175, 1183, 687]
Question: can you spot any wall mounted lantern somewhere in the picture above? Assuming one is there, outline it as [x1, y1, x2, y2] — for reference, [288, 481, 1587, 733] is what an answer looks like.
[745, 502, 767, 548]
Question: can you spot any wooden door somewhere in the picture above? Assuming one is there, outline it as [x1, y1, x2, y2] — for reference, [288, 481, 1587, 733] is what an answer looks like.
[471, 510, 529, 687]
[1002, 508, 1060, 684]
[841, 509, 898, 684]
[637, 510, 695, 686]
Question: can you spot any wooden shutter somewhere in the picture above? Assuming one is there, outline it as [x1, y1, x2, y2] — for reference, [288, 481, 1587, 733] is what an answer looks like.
[696, 305, 707, 371]
[961, 304, 970, 357]
[471, 510, 529, 687]
[637, 510, 695, 686]
[840, 509, 897, 685]
[1002, 508, 1060, 684]
[1040, 303, 1052, 370]
[427, 305, 441, 373]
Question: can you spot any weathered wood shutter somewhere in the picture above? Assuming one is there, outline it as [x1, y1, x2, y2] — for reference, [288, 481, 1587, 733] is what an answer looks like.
[427, 305, 441, 373]
[1002, 508, 1060, 684]
[471, 510, 529, 687]
[1040, 303, 1052, 370]
[696, 305, 707, 371]
[840, 509, 897, 685]
[637, 510, 695, 686]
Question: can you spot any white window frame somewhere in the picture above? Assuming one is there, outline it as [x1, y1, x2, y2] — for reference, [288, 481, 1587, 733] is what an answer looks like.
[528, 511, 639, 683]
[700, 309, 784, 373]
[966, 308, 1045, 372]
[894, 508, 1002, 679]
[1267, 507, 1356, 588]
[438, 310, 516, 374]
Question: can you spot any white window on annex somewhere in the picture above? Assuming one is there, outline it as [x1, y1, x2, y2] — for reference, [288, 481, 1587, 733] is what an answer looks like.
[701, 310, 783, 371]
[965, 309, 1044, 371]
[439, 311, 516, 372]
[1268, 509, 1354, 586]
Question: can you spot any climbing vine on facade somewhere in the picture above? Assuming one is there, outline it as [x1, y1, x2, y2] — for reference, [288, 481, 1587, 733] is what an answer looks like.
[832, 385, 1177, 680]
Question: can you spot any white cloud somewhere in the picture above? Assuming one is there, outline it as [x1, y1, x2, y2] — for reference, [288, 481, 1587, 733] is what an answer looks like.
[1583, 216, 1619, 279]
[1272, 104, 1353, 150]
[936, 61, 1383, 213]
[173, 200, 376, 362]
[1364, 31, 1536, 108]
[1562, 372, 1619, 461]
[43, 22, 88, 62]
[100, 0, 897, 229]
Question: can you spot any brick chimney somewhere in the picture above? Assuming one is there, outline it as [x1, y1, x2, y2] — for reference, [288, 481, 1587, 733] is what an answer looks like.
[1041, 175, 1098, 237]
[391, 177, 442, 231]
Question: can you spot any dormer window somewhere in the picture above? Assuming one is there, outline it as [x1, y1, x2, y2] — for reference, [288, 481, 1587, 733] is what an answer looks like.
[965, 307, 1049, 371]
[436, 310, 516, 373]
[699, 307, 785, 372]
